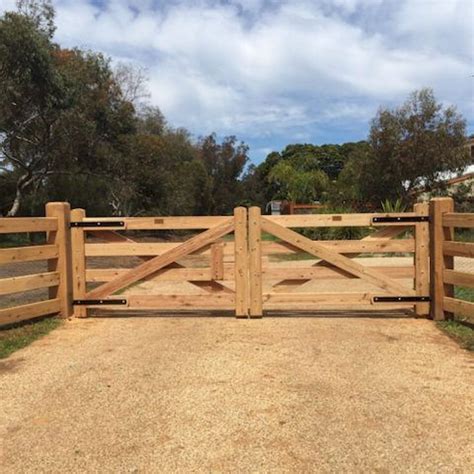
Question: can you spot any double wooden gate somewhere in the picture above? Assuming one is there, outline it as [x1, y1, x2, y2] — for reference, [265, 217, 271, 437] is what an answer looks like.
[71, 205, 430, 318]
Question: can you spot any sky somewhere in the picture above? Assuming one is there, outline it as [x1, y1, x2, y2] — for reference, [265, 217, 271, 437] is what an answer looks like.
[1, 0, 473, 163]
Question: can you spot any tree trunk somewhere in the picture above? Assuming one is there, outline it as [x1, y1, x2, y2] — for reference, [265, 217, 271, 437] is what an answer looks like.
[6, 173, 34, 217]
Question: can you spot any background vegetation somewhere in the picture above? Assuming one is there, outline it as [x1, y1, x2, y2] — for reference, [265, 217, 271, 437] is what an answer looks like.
[1, 1, 472, 218]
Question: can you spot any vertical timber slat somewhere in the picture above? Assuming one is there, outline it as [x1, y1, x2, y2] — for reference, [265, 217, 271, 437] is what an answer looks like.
[234, 207, 249, 317]
[71, 208, 87, 318]
[249, 206, 263, 317]
[414, 202, 430, 316]
[430, 197, 454, 320]
[211, 243, 224, 280]
[45, 202, 73, 318]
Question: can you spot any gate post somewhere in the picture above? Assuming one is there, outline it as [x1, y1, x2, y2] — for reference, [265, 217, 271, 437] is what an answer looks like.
[429, 197, 454, 320]
[45, 202, 73, 318]
[234, 207, 249, 318]
[414, 202, 430, 316]
[249, 207, 263, 318]
[70, 208, 88, 318]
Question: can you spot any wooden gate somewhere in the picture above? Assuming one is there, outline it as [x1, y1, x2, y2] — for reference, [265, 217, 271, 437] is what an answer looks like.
[247, 205, 430, 317]
[70, 208, 249, 317]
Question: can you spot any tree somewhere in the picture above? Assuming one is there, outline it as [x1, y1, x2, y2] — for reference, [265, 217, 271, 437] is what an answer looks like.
[0, 4, 135, 215]
[268, 161, 329, 203]
[346, 88, 470, 207]
[197, 134, 249, 214]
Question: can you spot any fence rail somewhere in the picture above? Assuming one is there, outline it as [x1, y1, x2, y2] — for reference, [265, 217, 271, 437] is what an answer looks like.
[431, 204, 474, 321]
[0, 203, 71, 326]
[0, 198, 473, 325]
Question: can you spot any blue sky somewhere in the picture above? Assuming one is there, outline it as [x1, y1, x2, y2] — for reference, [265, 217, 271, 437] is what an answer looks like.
[2, 0, 473, 163]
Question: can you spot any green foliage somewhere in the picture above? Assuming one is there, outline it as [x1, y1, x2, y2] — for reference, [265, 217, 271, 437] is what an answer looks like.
[437, 320, 474, 352]
[0, 316, 60, 359]
[381, 198, 406, 213]
[268, 161, 329, 202]
[337, 88, 469, 209]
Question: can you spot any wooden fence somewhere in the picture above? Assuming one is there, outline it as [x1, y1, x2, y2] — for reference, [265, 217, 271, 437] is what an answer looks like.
[0, 203, 72, 326]
[430, 197, 474, 321]
[0, 198, 472, 325]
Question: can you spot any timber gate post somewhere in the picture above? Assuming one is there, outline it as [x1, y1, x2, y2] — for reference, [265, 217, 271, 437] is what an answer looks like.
[45, 202, 73, 318]
[248, 206, 263, 318]
[70, 208, 87, 318]
[429, 197, 454, 320]
[414, 202, 430, 316]
[234, 207, 249, 317]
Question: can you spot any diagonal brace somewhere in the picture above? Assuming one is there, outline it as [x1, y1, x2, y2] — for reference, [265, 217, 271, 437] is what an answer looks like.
[261, 217, 414, 296]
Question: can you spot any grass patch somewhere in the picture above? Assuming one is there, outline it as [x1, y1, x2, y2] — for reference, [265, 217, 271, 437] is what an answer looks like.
[437, 320, 474, 351]
[455, 286, 474, 302]
[0, 317, 61, 359]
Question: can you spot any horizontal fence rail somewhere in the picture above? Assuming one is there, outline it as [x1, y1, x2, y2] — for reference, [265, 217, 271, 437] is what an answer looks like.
[1, 198, 473, 325]
[433, 204, 474, 321]
[0, 203, 71, 326]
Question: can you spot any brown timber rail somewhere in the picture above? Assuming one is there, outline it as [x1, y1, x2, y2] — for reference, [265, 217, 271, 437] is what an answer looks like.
[69, 207, 248, 318]
[1, 197, 474, 325]
[0, 203, 72, 326]
[248, 205, 430, 317]
[430, 197, 474, 321]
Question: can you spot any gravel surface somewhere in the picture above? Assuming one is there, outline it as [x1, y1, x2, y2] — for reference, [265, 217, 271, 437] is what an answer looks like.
[0, 316, 472, 473]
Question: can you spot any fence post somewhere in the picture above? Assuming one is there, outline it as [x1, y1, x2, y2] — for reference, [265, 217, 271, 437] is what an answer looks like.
[249, 206, 263, 318]
[70, 208, 87, 318]
[45, 202, 73, 318]
[429, 197, 454, 320]
[234, 207, 249, 318]
[414, 202, 430, 316]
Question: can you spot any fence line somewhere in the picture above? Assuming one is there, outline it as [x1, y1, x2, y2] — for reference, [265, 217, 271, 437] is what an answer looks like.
[0, 198, 473, 325]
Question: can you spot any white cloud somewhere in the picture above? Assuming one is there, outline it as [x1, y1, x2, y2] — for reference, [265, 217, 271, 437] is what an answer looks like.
[1, 0, 472, 157]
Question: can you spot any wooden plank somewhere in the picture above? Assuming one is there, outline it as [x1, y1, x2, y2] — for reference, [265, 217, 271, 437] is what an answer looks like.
[261, 217, 414, 296]
[414, 202, 430, 316]
[262, 265, 414, 280]
[263, 293, 414, 311]
[249, 207, 263, 317]
[87, 218, 234, 298]
[0, 272, 60, 296]
[90, 230, 233, 296]
[211, 244, 225, 280]
[0, 299, 61, 326]
[127, 294, 234, 310]
[71, 209, 87, 318]
[0, 244, 58, 264]
[86, 266, 217, 282]
[234, 207, 248, 317]
[262, 239, 415, 254]
[443, 213, 474, 228]
[265, 213, 418, 228]
[46, 202, 73, 318]
[264, 292, 373, 304]
[81, 216, 230, 230]
[84, 241, 234, 257]
[430, 197, 454, 320]
[443, 269, 474, 288]
[443, 241, 474, 258]
[0, 217, 58, 234]
[443, 297, 474, 320]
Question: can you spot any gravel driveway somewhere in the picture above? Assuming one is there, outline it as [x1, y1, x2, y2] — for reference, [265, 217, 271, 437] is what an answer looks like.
[0, 316, 472, 472]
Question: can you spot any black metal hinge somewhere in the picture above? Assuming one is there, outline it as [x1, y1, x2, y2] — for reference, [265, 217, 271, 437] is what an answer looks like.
[373, 296, 430, 303]
[70, 221, 125, 228]
[73, 299, 127, 306]
[372, 216, 429, 224]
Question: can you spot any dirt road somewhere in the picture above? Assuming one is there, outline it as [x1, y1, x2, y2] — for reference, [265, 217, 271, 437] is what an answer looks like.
[0, 316, 472, 472]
